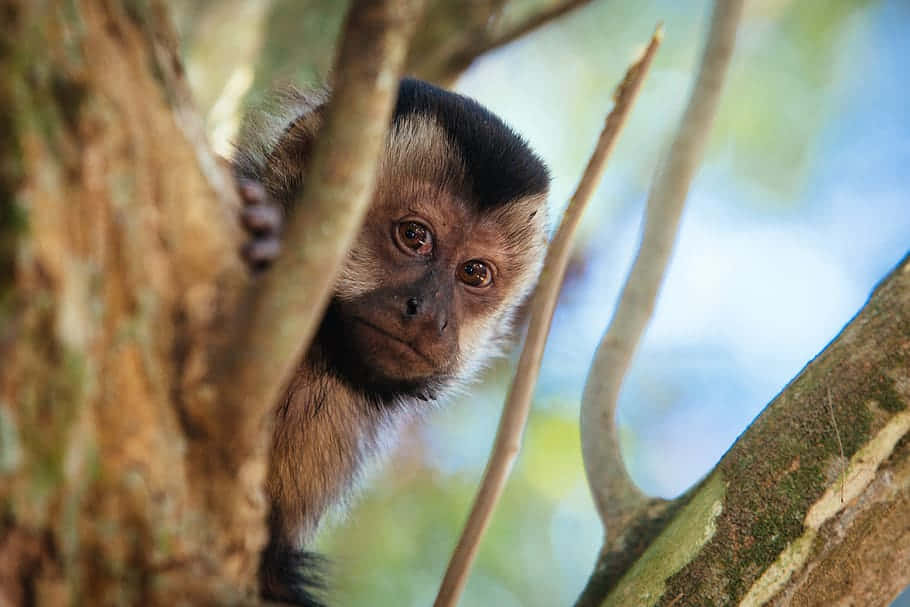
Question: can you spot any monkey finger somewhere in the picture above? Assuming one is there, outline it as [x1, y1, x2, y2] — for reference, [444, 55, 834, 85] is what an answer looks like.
[241, 204, 283, 235]
[238, 179, 269, 207]
[243, 237, 282, 270]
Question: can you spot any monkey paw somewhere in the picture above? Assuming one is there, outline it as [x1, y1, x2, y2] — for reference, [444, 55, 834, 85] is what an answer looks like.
[238, 179, 283, 273]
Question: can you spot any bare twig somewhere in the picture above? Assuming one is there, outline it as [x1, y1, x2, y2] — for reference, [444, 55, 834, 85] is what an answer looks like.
[478, 0, 595, 57]
[433, 27, 662, 607]
[409, 0, 594, 86]
[579, 0, 744, 546]
[201, 0, 425, 581]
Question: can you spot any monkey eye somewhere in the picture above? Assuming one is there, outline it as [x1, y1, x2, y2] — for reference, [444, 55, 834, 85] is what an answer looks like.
[396, 220, 433, 255]
[458, 260, 492, 288]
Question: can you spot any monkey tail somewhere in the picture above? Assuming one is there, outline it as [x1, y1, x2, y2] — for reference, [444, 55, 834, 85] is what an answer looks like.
[260, 542, 329, 607]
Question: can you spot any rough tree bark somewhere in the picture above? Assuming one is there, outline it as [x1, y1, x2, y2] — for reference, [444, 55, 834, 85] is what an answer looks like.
[0, 0, 420, 604]
[1, 1, 247, 603]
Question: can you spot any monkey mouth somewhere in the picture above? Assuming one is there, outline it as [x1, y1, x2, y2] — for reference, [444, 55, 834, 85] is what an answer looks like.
[351, 317, 436, 367]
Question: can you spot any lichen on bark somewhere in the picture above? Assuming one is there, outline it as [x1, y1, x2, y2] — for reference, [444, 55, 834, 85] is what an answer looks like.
[620, 254, 910, 607]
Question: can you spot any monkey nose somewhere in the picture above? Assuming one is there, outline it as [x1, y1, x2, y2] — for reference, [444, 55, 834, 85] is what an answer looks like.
[403, 297, 448, 335]
[405, 297, 419, 316]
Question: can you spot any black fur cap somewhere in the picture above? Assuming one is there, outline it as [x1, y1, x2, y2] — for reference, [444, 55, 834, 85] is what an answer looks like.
[394, 77, 550, 210]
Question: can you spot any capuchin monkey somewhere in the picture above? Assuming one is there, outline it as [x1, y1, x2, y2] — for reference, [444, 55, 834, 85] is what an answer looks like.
[233, 77, 550, 605]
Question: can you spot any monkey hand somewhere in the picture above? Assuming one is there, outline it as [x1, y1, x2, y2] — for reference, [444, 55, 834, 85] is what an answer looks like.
[238, 179, 283, 273]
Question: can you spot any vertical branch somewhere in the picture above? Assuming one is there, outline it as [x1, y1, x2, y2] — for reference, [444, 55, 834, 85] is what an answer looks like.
[580, 0, 745, 538]
[434, 28, 662, 607]
[197, 0, 426, 587]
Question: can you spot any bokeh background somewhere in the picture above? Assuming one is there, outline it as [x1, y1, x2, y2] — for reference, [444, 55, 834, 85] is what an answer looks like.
[175, 0, 910, 605]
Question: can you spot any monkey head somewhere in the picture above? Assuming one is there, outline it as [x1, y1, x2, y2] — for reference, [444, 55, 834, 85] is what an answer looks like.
[318, 79, 551, 402]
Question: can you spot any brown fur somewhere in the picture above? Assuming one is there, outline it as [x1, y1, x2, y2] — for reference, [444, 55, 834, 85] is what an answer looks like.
[267, 347, 404, 545]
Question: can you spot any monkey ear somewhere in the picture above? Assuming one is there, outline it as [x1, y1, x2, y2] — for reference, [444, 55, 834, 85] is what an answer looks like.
[263, 101, 328, 204]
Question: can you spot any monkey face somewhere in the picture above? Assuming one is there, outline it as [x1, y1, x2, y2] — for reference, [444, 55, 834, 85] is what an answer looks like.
[319, 179, 546, 400]
[321, 194, 476, 395]
[312, 112, 548, 401]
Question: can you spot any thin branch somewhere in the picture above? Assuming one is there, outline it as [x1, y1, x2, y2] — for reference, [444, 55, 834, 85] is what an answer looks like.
[410, 0, 594, 87]
[479, 0, 595, 57]
[199, 0, 425, 576]
[433, 27, 662, 607]
[579, 0, 744, 549]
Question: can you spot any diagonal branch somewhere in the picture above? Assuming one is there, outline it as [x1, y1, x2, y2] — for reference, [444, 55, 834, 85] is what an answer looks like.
[433, 27, 662, 607]
[479, 0, 595, 57]
[408, 0, 595, 86]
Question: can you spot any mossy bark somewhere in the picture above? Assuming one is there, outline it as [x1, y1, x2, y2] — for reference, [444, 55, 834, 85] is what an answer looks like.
[0, 0, 249, 603]
[584, 254, 910, 607]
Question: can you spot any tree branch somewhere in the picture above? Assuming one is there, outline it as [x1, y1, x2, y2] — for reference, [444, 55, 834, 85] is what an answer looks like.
[592, 252, 910, 606]
[407, 0, 595, 86]
[477, 0, 595, 58]
[579, 0, 744, 548]
[196, 0, 425, 586]
[433, 27, 662, 607]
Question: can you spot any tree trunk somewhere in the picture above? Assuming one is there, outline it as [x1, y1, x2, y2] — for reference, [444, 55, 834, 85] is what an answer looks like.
[0, 1, 249, 603]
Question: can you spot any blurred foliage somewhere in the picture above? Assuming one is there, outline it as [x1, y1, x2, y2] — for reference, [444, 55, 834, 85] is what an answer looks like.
[171, 0, 909, 605]
[318, 406, 593, 607]
[245, 0, 346, 101]
[716, 0, 876, 197]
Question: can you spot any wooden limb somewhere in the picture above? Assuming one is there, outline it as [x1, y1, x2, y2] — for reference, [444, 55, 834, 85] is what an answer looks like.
[405, 0, 509, 86]
[579, 0, 744, 555]
[196, 0, 425, 588]
[433, 27, 662, 607]
[408, 0, 594, 86]
[589, 252, 910, 606]
[478, 0, 596, 57]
